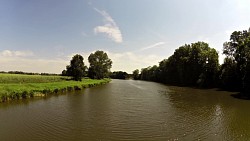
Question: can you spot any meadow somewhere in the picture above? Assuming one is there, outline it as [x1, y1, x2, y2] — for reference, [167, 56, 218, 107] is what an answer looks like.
[0, 73, 110, 102]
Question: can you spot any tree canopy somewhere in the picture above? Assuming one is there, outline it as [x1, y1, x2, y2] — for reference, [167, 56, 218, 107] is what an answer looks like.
[132, 69, 140, 80]
[135, 41, 219, 88]
[223, 28, 250, 93]
[133, 28, 250, 97]
[110, 71, 128, 79]
[63, 54, 87, 81]
[88, 50, 112, 79]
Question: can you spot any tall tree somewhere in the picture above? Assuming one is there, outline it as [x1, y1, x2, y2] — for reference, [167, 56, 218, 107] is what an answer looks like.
[132, 69, 140, 80]
[88, 50, 112, 79]
[137, 41, 219, 87]
[65, 54, 87, 81]
[219, 57, 240, 90]
[223, 28, 250, 93]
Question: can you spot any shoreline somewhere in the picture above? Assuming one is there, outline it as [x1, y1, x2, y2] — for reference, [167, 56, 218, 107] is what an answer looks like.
[0, 78, 111, 103]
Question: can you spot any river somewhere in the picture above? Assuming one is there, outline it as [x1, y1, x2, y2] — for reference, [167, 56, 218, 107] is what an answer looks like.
[0, 79, 250, 140]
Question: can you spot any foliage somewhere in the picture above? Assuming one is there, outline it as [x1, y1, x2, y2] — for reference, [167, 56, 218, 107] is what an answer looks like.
[223, 28, 250, 93]
[219, 57, 240, 90]
[133, 28, 250, 95]
[65, 54, 87, 81]
[110, 71, 128, 79]
[88, 50, 112, 79]
[140, 65, 159, 82]
[136, 42, 219, 88]
[132, 69, 140, 80]
[62, 70, 67, 76]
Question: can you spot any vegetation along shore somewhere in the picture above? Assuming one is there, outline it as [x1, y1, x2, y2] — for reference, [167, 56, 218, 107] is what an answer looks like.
[0, 73, 110, 103]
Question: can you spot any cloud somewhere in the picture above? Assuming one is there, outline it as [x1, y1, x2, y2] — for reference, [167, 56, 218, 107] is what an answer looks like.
[107, 51, 164, 73]
[0, 50, 67, 73]
[0, 50, 34, 57]
[141, 42, 165, 51]
[0, 57, 67, 74]
[94, 8, 123, 43]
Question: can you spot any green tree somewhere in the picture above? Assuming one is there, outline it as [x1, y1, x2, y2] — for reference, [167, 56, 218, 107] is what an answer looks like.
[223, 28, 250, 93]
[158, 42, 218, 87]
[219, 57, 240, 90]
[61, 70, 67, 76]
[65, 54, 87, 81]
[140, 67, 149, 80]
[110, 71, 128, 79]
[88, 50, 112, 79]
[132, 69, 140, 80]
[158, 59, 168, 83]
[140, 42, 219, 87]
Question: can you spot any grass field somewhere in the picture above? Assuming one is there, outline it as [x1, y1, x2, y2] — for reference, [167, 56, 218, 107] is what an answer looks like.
[0, 73, 110, 102]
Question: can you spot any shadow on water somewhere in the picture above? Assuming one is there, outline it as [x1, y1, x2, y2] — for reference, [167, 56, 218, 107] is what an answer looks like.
[230, 93, 250, 100]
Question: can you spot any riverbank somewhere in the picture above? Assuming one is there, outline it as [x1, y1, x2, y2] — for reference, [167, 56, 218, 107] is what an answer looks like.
[0, 73, 111, 103]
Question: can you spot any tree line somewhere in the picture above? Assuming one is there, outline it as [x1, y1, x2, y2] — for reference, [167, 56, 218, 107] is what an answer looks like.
[109, 71, 130, 79]
[0, 71, 59, 76]
[62, 50, 112, 81]
[132, 28, 250, 95]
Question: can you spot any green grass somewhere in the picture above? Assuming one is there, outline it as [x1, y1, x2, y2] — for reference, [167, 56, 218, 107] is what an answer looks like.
[0, 73, 68, 83]
[0, 73, 110, 102]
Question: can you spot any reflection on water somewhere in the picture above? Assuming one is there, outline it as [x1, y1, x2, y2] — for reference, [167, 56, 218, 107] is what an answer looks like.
[0, 79, 250, 140]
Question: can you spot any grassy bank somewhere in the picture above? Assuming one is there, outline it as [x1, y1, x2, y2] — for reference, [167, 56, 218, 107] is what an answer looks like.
[0, 73, 110, 103]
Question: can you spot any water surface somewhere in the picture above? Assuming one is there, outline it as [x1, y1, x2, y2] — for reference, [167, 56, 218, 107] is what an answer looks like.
[1, 79, 250, 140]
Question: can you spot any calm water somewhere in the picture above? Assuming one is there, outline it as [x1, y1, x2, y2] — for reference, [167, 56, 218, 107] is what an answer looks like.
[1, 79, 250, 141]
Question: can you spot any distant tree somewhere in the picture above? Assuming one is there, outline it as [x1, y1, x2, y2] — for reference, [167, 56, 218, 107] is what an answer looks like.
[137, 41, 219, 87]
[65, 54, 87, 81]
[61, 70, 67, 76]
[139, 66, 160, 82]
[110, 71, 128, 79]
[132, 69, 140, 80]
[88, 50, 112, 79]
[156, 42, 218, 87]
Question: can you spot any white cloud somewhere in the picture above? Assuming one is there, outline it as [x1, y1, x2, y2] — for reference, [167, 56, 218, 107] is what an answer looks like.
[94, 8, 123, 43]
[0, 57, 67, 74]
[107, 51, 164, 73]
[0, 50, 34, 57]
[0, 50, 67, 73]
[141, 42, 165, 51]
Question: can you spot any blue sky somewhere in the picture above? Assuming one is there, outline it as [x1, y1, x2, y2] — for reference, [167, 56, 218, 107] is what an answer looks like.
[0, 0, 249, 73]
